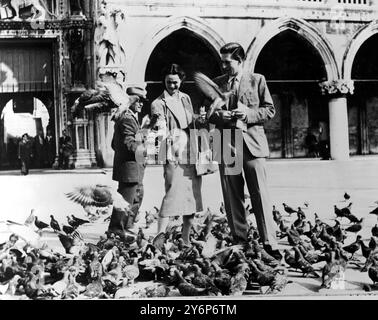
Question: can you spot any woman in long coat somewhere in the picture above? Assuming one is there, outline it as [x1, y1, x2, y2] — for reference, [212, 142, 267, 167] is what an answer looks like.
[151, 64, 205, 245]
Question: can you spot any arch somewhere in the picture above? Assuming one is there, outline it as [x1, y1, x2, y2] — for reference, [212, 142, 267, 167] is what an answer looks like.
[343, 21, 378, 80]
[245, 16, 339, 81]
[128, 15, 226, 86]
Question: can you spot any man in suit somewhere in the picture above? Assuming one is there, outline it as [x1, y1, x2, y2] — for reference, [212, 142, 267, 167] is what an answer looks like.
[208, 42, 281, 259]
[111, 86, 147, 232]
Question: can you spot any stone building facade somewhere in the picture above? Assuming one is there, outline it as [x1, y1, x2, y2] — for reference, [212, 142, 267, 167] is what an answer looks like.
[0, 0, 96, 169]
[94, 0, 378, 166]
[1, 0, 378, 169]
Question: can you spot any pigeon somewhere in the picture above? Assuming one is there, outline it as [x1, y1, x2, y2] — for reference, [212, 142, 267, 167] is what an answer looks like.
[173, 268, 209, 296]
[345, 219, 363, 234]
[67, 215, 77, 228]
[298, 245, 326, 265]
[296, 207, 306, 220]
[343, 192, 351, 201]
[62, 225, 75, 235]
[292, 246, 320, 278]
[248, 260, 276, 288]
[66, 185, 131, 235]
[310, 233, 327, 251]
[272, 205, 282, 225]
[145, 207, 159, 228]
[2, 220, 40, 248]
[71, 82, 138, 121]
[326, 220, 346, 244]
[152, 232, 167, 253]
[57, 230, 85, 255]
[66, 184, 116, 208]
[71, 215, 90, 227]
[190, 264, 220, 295]
[34, 216, 49, 231]
[345, 214, 362, 224]
[343, 235, 362, 259]
[334, 205, 346, 219]
[192, 72, 234, 119]
[359, 238, 374, 260]
[282, 203, 297, 215]
[368, 256, 378, 285]
[24, 209, 35, 226]
[341, 203, 353, 216]
[321, 250, 346, 289]
[50, 215, 61, 232]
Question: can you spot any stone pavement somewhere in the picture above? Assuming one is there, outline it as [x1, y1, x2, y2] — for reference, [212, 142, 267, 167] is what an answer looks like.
[1, 157, 378, 298]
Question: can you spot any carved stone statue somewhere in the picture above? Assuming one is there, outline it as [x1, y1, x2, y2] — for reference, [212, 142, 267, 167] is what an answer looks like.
[94, 0, 127, 86]
[70, 0, 85, 17]
[67, 29, 86, 86]
[4, 0, 57, 20]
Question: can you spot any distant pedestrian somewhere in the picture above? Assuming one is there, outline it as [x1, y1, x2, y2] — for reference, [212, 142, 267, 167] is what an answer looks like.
[33, 129, 45, 168]
[18, 133, 33, 175]
[45, 128, 56, 168]
[318, 121, 330, 160]
[58, 129, 74, 169]
[305, 127, 319, 158]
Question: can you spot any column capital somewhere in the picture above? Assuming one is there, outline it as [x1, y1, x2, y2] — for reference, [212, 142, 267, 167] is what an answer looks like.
[319, 79, 354, 97]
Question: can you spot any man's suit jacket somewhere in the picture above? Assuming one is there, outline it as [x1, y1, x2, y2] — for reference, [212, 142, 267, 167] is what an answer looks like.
[111, 110, 144, 183]
[211, 72, 275, 158]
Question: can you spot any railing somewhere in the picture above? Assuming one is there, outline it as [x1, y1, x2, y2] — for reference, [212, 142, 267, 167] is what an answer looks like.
[109, 0, 373, 6]
[0, 82, 53, 93]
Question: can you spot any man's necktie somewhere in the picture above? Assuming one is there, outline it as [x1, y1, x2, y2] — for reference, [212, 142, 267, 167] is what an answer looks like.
[229, 77, 238, 110]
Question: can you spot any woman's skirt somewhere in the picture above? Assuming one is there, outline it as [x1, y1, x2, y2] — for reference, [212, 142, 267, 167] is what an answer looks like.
[159, 163, 203, 217]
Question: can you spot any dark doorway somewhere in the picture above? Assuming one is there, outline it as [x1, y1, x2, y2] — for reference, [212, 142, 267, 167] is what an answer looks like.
[254, 30, 328, 158]
[145, 29, 222, 115]
[350, 33, 378, 155]
[0, 40, 55, 170]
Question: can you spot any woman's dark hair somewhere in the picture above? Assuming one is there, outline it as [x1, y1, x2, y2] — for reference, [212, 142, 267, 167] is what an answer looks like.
[161, 63, 186, 84]
[220, 42, 245, 63]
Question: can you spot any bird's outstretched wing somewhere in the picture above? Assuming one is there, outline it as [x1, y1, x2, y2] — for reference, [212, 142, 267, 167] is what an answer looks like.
[71, 89, 112, 117]
[66, 186, 97, 207]
[4, 220, 40, 247]
[193, 72, 234, 118]
[152, 232, 167, 252]
[193, 72, 224, 101]
[71, 82, 139, 120]
[65, 184, 113, 208]
[101, 82, 139, 121]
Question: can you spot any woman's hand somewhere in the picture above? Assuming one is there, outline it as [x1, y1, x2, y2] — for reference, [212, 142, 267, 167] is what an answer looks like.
[231, 109, 247, 121]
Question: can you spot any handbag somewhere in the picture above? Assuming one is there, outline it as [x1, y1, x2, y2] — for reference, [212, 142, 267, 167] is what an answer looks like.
[196, 147, 218, 176]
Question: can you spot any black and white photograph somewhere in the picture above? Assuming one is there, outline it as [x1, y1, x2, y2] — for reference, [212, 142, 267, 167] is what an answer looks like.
[0, 0, 378, 306]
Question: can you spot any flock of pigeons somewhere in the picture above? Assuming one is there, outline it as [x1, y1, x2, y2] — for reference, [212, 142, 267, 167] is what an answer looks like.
[1, 191, 378, 299]
[277, 192, 378, 291]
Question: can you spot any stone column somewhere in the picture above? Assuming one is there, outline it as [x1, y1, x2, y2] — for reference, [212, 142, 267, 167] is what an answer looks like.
[328, 95, 350, 160]
[87, 112, 97, 166]
[320, 79, 354, 161]
[96, 112, 114, 167]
